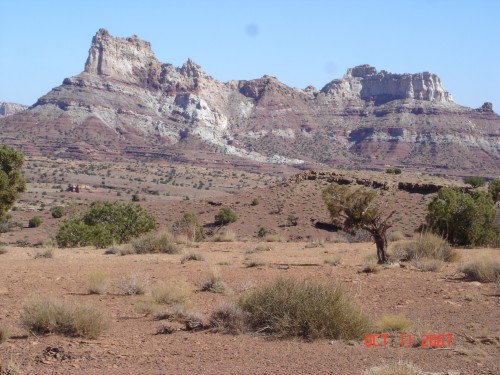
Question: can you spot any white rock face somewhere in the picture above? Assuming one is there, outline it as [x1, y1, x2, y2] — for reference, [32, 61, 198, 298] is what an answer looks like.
[322, 64, 453, 104]
[0, 102, 28, 117]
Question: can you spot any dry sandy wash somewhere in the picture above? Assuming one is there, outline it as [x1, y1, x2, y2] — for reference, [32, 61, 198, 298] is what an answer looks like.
[0, 242, 498, 375]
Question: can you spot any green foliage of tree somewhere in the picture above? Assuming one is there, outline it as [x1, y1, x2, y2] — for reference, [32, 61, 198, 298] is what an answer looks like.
[56, 202, 157, 248]
[322, 183, 395, 263]
[215, 207, 238, 226]
[426, 188, 498, 246]
[464, 176, 486, 188]
[488, 179, 500, 203]
[0, 145, 26, 220]
[172, 212, 205, 242]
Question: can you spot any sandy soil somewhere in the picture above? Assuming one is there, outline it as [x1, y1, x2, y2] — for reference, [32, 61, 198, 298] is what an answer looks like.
[0, 242, 498, 375]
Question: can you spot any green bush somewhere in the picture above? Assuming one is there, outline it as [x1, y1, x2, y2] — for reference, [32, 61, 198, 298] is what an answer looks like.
[425, 188, 498, 246]
[56, 202, 157, 248]
[0, 144, 26, 220]
[215, 207, 238, 226]
[464, 176, 486, 188]
[287, 215, 299, 226]
[51, 206, 64, 218]
[385, 168, 402, 175]
[28, 216, 42, 228]
[257, 227, 268, 238]
[238, 278, 372, 340]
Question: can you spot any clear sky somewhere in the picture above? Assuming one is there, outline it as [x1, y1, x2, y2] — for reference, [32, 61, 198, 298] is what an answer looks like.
[1, 0, 499, 109]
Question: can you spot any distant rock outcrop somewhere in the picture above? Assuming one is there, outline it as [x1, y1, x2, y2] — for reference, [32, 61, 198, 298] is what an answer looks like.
[0, 102, 27, 117]
[0, 29, 499, 175]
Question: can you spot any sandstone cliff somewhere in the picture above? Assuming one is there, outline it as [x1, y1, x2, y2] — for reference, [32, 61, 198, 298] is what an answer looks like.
[0, 102, 27, 117]
[0, 29, 499, 175]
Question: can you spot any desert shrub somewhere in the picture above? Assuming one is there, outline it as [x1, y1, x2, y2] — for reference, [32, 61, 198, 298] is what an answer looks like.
[21, 297, 107, 339]
[287, 214, 299, 226]
[425, 188, 498, 246]
[86, 270, 110, 295]
[209, 303, 249, 334]
[201, 268, 228, 294]
[238, 278, 372, 340]
[56, 202, 157, 248]
[131, 194, 140, 202]
[257, 227, 267, 238]
[251, 198, 259, 206]
[488, 179, 500, 202]
[464, 175, 486, 188]
[412, 258, 443, 272]
[131, 231, 180, 254]
[385, 168, 402, 175]
[0, 246, 7, 255]
[155, 304, 203, 324]
[390, 233, 458, 262]
[363, 361, 424, 375]
[31, 249, 53, 259]
[51, 206, 64, 218]
[460, 258, 500, 283]
[0, 325, 10, 343]
[28, 216, 42, 228]
[172, 212, 204, 242]
[324, 256, 341, 266]
[212, 229, 237, 242]
[214, 207, 237, 226]
[152, 282, 191, 305]
[118, 272, 150, 295]
[389, 230, 405, 242]
[244, 257, 266, 268]
[181, 252, 204, 263]
[375, 315, 411, 333]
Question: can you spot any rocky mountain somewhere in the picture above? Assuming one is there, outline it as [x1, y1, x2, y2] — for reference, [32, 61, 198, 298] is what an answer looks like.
[0, 29, 499, 175]
[0, 102, 27, 117]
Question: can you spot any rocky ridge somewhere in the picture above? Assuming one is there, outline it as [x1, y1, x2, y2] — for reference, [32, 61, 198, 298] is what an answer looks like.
[0, 102, 27, 117]
[0, 29, 499, 175]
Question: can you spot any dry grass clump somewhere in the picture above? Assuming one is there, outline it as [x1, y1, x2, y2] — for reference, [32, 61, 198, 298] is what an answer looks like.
[181, 252, 204, 264]
[118, 272, 150, 295]
[238, 278, 372, 340]
[0, 246, 7, 255]
[265, 234, 287, 243]
[209, 303, 249, 334]
[460, 257, 500, 283]
[151, 281, 191, 305]
[21, 297, 107, 339]
[155, 304, 203, 324]
[389, 231, 406, 242]
[201, 268, 229, 294]
[304, 238, 324, 248]
[0, 326, 11, 344]
[411, 258, 443, 272]
[375, 315, 411, 333]
[131, 231, 180, 254]
[363, 361, 424, 375]
[244, 257, 267, 268]
[30, 249, 53, 259]
[86, 270, 110, 295]
[324, 256, 341, 266]
[390, 233, 458, 262]
[212, 229, 237, 242]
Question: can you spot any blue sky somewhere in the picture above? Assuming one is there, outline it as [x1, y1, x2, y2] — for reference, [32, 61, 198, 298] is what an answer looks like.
[1, 0, 499, 109]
